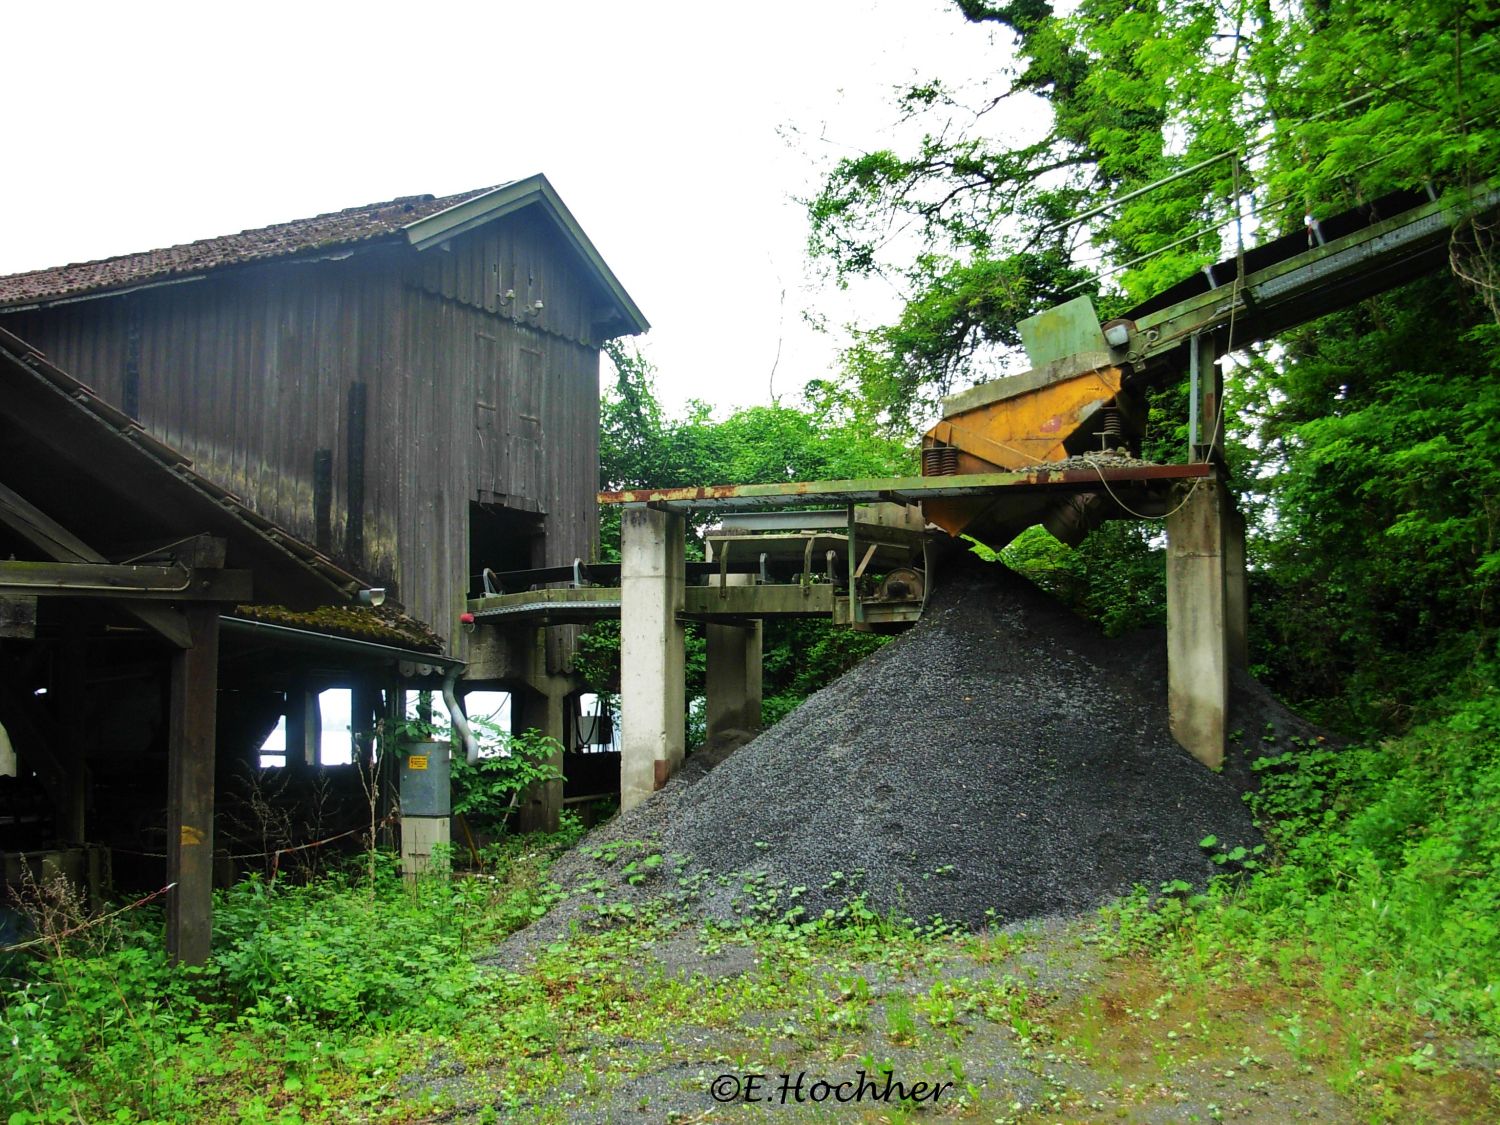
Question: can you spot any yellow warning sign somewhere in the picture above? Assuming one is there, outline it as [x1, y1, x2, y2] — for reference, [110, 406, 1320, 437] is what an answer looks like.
[408, 755, 429, 770]
[179, 825, 204, 845]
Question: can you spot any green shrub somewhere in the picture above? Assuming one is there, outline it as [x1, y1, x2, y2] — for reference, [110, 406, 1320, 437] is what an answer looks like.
[450, 724, 565, 834]
[1, 826, 573, 1123]
[1138, 676, 1500, 1038]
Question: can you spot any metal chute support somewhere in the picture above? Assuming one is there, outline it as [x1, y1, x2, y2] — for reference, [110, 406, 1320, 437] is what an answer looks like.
[921, 297, 1143, 547]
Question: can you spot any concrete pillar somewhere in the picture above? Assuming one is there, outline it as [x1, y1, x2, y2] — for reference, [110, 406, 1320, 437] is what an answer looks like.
[1166, 480, 1228, 770]
[705, 576, 762, 739]
[1224, 506, 1249, 671]
[514, 681, 566, 833]
[620, 505, 686, 811]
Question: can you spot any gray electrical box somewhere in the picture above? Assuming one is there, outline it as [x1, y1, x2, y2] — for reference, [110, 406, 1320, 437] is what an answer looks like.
[399, 741, 451, 817]
[576, 714, 614, 747]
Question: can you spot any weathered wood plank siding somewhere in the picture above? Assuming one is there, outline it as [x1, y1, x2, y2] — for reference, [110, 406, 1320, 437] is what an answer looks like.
[3, 211, 603, 669]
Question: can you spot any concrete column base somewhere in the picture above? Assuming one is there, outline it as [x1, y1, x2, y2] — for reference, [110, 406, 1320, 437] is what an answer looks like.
[401, 816, 450, 879]
[1224, 505, 1249, 671]
[514, 680, 566, 834]
[1166, 480, 1229, 770]
[620, 506, 686, 811]
[705, 573, 762, 739]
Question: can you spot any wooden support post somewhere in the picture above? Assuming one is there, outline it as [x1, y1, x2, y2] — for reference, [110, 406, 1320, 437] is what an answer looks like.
[57, 633, 88, 843]
[303, 690, 322, 767]
[284, 685, 306, 773]
[379, 682, 403, 850]
[351, 680, 380, 765]
[166, 606, 220, 967]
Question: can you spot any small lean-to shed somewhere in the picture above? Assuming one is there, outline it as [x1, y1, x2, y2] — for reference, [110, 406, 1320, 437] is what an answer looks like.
[0, 325, 388, 963]
[0, 176, 648, 666]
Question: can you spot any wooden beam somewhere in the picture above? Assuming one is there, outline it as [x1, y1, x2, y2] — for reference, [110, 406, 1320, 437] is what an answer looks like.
[166, 606, 220, 967]
[108, 534, 229, 568]
[0, 481, 193, 647]
[0, 561, 251, 601]
[0, 480, 96, 560]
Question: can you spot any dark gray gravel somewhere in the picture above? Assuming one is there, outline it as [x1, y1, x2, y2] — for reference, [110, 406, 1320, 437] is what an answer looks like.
[521, 558, 1299, 946]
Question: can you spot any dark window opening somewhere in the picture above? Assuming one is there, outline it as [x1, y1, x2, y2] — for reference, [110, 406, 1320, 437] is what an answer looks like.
[469, 502, 543, 597]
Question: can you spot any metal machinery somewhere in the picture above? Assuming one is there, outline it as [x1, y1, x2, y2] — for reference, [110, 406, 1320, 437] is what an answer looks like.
[470, 181, 1500, 632]
[470, 502, 931, 633]
[465, 181, 1500, 802]
[705, 504, 929, 631]
[920, 182, 1500, 552]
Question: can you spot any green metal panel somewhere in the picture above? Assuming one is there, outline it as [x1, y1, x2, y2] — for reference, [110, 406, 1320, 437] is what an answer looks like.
[1018, 296, 1107, 368]
[683, 583, 835, 619]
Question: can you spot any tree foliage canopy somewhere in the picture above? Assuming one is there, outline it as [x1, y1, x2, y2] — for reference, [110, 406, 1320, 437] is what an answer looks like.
[809, 0, 1500, 419]
[805, 0, 1498, 729]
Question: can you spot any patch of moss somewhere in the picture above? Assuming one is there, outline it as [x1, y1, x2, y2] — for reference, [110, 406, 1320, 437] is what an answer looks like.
[233, 602, 446, 653]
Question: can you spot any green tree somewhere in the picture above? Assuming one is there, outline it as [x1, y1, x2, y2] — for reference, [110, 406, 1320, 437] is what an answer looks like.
[805, 0, 1500, 729]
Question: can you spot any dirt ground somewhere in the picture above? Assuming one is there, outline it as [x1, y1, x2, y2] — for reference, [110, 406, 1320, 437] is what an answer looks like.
[407, 914, 1499, 1123]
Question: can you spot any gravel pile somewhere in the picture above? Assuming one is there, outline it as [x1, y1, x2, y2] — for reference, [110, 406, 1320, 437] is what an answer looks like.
[528, 557, 1309, 941]
[1032, 451, 1159, 472]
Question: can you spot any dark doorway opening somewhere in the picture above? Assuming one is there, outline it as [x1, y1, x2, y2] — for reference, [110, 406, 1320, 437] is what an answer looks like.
[469, 502, 543, 597]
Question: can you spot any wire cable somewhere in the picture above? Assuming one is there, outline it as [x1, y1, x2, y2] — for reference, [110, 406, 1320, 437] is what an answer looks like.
[0, 882, 177, 954]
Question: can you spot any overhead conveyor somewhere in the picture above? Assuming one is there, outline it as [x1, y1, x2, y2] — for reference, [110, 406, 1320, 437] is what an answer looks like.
[921, 182, 1500, 546]
[469, 180, 1500, 809]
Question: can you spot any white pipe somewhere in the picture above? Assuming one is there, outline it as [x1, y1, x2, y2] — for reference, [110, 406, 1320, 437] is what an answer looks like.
[442, 667, 479, 764]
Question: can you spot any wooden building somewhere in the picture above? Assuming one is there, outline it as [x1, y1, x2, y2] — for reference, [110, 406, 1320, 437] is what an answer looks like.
[0, 176, 648, 669]
[0, 325, 452, 962]
[0, 177, 646, 952]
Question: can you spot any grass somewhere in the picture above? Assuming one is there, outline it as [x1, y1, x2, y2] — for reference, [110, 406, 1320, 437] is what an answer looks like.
[5, 682, 1500, 1121]
[5, 855, 1497, 1122]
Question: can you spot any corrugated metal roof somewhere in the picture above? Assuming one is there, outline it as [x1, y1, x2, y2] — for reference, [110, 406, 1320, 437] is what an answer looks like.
[0, 187, 497, 308]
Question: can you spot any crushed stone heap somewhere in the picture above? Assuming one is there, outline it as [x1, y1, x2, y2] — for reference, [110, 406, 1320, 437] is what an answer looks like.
[544, 557, 1309, 933]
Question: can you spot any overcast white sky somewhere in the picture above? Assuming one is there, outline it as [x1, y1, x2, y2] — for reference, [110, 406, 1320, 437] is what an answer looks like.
[2, 0, 1025, 412]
